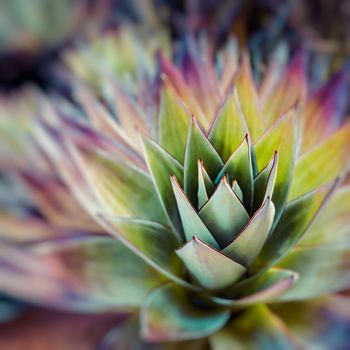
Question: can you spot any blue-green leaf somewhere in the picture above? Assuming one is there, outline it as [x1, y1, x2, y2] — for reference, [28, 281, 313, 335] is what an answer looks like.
[176, 237, 246, 290]
[198, 178, 250, 247]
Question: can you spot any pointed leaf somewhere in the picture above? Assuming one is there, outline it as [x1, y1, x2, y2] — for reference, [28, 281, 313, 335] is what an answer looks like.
[199, 178, 250, 247]
[158, 82, 191, 162]
[158, 53, 207, 126]
[171, 176, 219, 249]
[75, 86, 141, 153]
[255, 181, 337, 268]
[302, 70, 348, 151]
[142, 137, 184, 232]
[210, 268, 298, 307]
[222, 197, 275, 266]
[197, 160, 215, 209]
[235, 53, 265, 142]
[176, 237, 246, 290]
[96, 215, 193, 289]
[1, 236, 166, 311]
[141, 283, 230, 342]
[215, 135, 253, 210]
[277, 244, 350, 301]
[184, 117, 223, 206]
[109, 82, 149, 137]
[262, 51, 307, 127]
[253, 151, 278, 211]
[289, 123, 350, 200]
[19, 172, 99, 232]
[232, 180, 243, 203]
[301, 185, 350, 245]
[73, 148, 168, 224]
[208, 90, 248, 162]
[255, 109, 297, 221]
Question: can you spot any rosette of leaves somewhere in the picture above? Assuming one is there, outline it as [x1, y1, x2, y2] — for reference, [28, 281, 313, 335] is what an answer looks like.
[0, 45, 350, 349]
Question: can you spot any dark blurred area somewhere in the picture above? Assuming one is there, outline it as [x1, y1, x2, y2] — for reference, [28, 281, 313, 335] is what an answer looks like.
[0, 0, 348, 92]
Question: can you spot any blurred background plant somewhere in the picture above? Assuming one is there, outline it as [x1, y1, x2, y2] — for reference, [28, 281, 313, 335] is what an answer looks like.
[0, 0, 112, 91]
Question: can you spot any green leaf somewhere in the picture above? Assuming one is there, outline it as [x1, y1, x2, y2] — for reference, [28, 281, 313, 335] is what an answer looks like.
[208, 90, 248, 162]
[142, 137, 184, 233]
[215, 135, 253, 210]
[261, 50, 307, 128]
[289, 124, 350, 200]
[254, 180, 337, 268]
[209, 268, 298, 307]
[75, 148, 168, 224]
[232, 180, 243, 203]
[141, 283, 230, 342]
[184, 117, 223, 206]
[235, 53, 265, 142]
[198, 178, 250, 247]
[171, 176, 219, 249]
[253, 151, 278, 211]
[10, 236, 166, 311]
[210, 304, 300, 350]
[197, 160, 215, 209]
[222, 197, 275, 266]
[301, 185, 350, 245]
[158, 83, 191, 163]
[96, 215, 195, 289]
[276, 243, 350, 301]
[176, 237, 246, 290]
[255, 108, 297, 221]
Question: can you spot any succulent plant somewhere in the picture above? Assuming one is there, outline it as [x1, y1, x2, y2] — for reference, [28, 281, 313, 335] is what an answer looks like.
[0, 37, 350, 349]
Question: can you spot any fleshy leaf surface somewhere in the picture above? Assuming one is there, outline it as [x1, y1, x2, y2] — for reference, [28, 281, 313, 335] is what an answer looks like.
[158, 82, 190, 163]
[301, 185, 350, 245]
[198, 178, 250, 247]
[215, 136, 253, 210]
[276, 243, 350, 301]
[96, 215, 191, 288]
[235, 53, 265, 142]
[232, 181, 243, 203]
[253, 152, 278, 211]
[256, 181, 337, 267]
[197, 160, 215, 209]
[176, 237, 246, 290]
[222, 197, 275, 266]
[184, 117, 223, 206]
[208, 91, 248, 162]
[141, 283, 230, 342]
[171, 176, 219, 248]
[255, 108, 297, 221]
[142, 137, 184, 233]
[210, 268, 298, 307]
[74, 148, 167, 224]
[289, 123, 350, 200]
